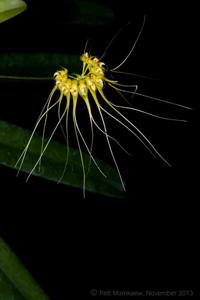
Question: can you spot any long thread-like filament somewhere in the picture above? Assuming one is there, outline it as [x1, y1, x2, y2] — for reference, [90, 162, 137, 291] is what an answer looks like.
[15, 87, 59, 173]
[26, 106, 68, 181]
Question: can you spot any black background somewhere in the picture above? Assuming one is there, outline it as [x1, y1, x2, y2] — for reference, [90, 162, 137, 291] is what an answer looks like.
[0, 0, 199, 299]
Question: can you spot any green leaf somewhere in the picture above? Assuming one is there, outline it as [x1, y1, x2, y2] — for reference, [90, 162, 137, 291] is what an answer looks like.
[0, 0, 27, 24]
[0, 120, 125, 198]
[0, 53, 81, 78]
[0, 237, 49, 300]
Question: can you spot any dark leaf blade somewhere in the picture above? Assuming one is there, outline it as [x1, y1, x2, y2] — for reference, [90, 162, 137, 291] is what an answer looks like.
[0, 237, 49, 300]
[0, 269, 27, 300]
[0, 53, 81, 78]
[0, 120, 125, 198]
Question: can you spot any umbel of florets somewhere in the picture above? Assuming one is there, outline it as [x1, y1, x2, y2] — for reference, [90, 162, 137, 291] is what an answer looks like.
[54, 53, 108, 101]
[15, 43, 189, 198]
